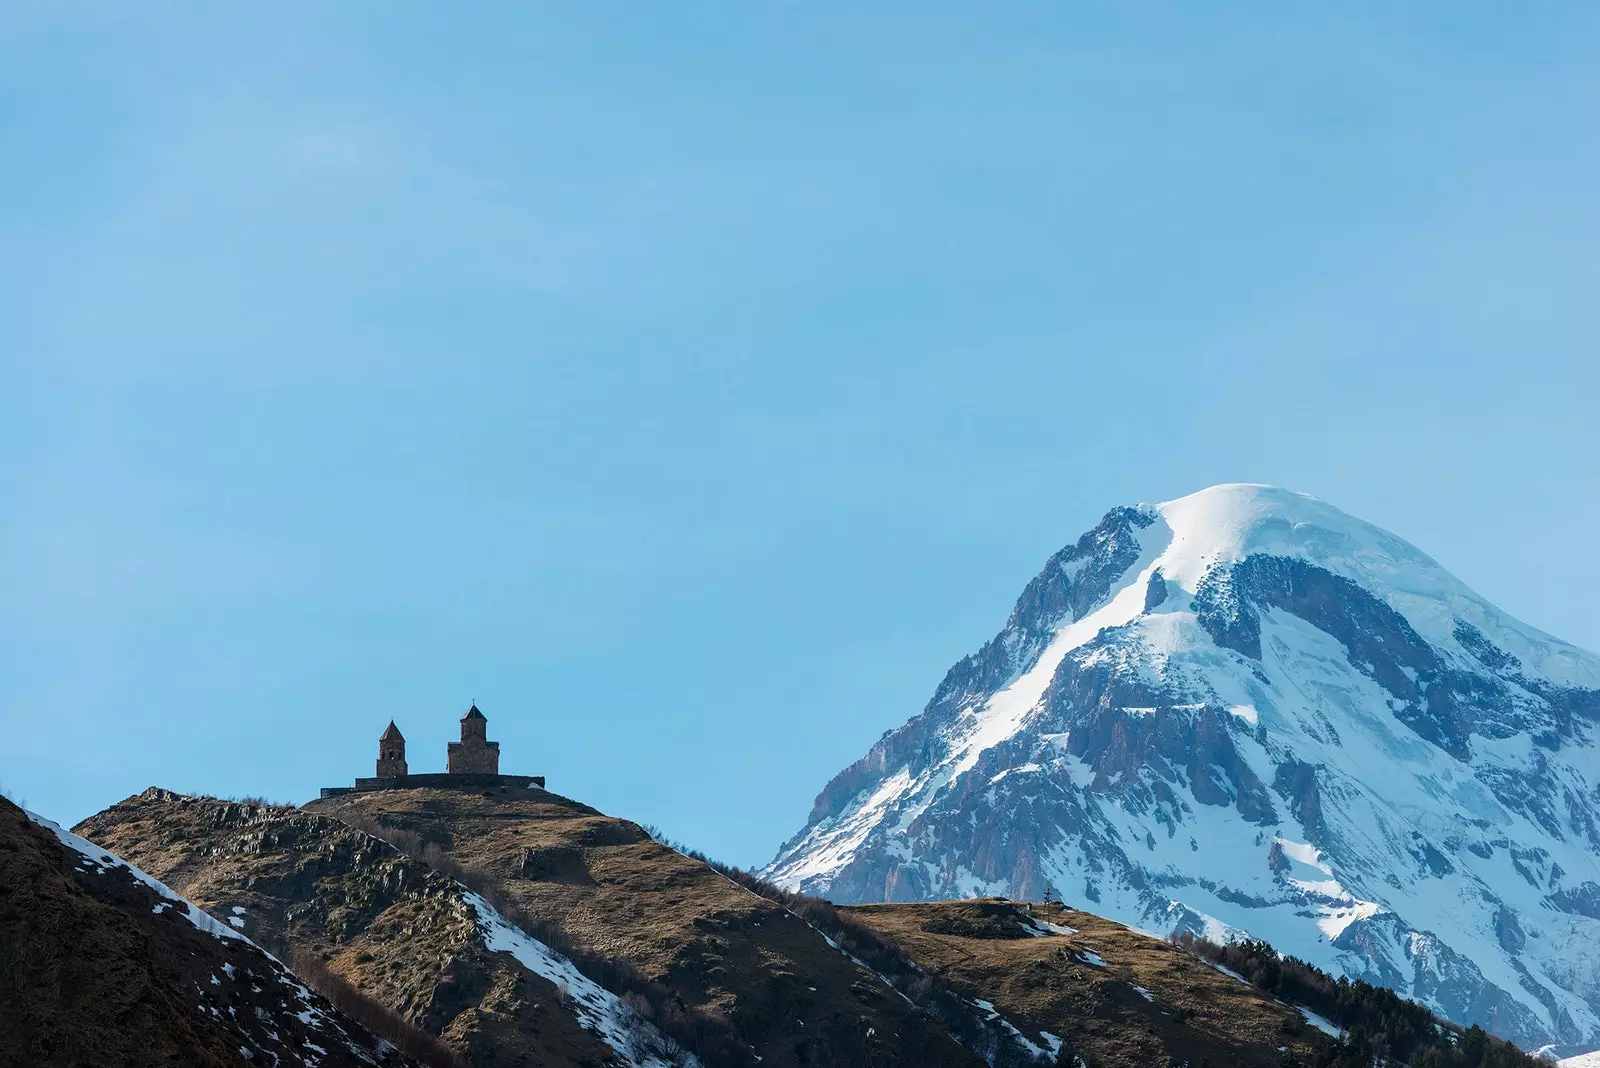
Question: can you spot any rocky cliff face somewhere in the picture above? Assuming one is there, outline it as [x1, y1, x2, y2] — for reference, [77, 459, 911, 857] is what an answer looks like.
[764, 484, 1600, 1054]
[0, 796, 422, 1068]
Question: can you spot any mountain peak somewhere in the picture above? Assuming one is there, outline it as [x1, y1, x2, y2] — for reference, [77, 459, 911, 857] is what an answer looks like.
[765, 486, 1600, 1052]
[1149, 482, 1435, 588]
[1127, 483, 1595, 688]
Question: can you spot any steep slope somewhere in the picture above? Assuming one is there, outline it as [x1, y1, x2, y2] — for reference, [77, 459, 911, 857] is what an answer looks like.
[0, 796, 423, 1068]
[76, 788, 696, 1068]
[82, 785, 985, 1068]
[304, 785, 984, 1067]
[764, 484, 1600, 1053]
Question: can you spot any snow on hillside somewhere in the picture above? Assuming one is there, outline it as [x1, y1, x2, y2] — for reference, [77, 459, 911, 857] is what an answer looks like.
[765, 484, 1600, 1052]
[28, 811, 248, 942]
[466, 892, 699, 1068]
[24, 808, 401, 1067]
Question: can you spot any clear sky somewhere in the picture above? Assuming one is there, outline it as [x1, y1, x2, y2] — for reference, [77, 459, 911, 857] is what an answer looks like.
[3, 4, 1598, 867]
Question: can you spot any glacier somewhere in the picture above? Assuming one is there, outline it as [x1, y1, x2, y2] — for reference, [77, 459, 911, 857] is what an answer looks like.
[764, 484, 1600, 1052]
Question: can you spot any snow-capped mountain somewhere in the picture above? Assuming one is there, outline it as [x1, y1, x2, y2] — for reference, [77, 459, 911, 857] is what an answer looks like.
[764, 483, 1600, 1052]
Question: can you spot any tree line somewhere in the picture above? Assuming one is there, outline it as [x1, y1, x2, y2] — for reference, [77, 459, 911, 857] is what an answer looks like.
[1171, 933, 1542, 1068]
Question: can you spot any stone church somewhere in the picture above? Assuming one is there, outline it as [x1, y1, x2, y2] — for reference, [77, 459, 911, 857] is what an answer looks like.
[447, 704, 499, 774]
[319, 704, 541, 798]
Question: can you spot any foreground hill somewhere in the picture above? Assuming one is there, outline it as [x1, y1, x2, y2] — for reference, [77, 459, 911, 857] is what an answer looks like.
[77, 784, 1541, 1066]
[82, 785, 978, 1067]
[307, 784, 976, 1066]
[0, 796, 425, 1068]
[76, 788, 690, 1068]
[765, 484, 1600, 1052]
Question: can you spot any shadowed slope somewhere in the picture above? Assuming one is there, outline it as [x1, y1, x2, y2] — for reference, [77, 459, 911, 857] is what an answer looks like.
[0, 796, 424, 1068]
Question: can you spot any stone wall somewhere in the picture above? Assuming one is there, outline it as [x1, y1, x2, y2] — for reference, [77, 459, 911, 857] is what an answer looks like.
[319, 772, 544, 798]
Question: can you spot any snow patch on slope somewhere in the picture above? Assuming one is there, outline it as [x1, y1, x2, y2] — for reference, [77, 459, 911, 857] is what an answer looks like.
[466, 892, 697, 1068]
[770, 512, 1173, 888]
[1558, 1052, 1600, 1067]
[28, 810, 245, 943]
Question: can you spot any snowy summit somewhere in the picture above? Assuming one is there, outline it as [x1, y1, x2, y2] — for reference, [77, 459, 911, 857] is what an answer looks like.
[765, 483, 1600, 1052]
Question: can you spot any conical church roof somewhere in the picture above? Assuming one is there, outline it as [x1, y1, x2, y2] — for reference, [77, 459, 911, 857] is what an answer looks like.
[380, 719, 405, 741]
[462, 704, 486, 722]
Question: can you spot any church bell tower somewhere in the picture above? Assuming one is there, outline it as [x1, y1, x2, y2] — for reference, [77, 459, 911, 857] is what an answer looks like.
[376, 720, 408, 778]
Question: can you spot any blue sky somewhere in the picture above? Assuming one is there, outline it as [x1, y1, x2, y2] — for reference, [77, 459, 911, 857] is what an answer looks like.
[3, 5, 1598, 866]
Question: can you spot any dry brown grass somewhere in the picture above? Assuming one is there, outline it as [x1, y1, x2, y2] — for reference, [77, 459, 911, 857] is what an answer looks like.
[310, 785, 985, 1067]
[76, 789, 635, 1068]
[339, 810, 747, 1065]
[843, 898, 1324, 1068]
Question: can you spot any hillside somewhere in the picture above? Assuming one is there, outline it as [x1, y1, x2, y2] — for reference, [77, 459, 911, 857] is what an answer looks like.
[844, 898, 1314, 1067]
[80, 784, 981, 1067]
[764, 484, 1600, 1052]
[841, 898, 1543, 1068]
[0, 796, 426, 1068]
[75, 787, 690, 1068]
[73, 782, 1542, 1067]
[306, 784, 977, 1066]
